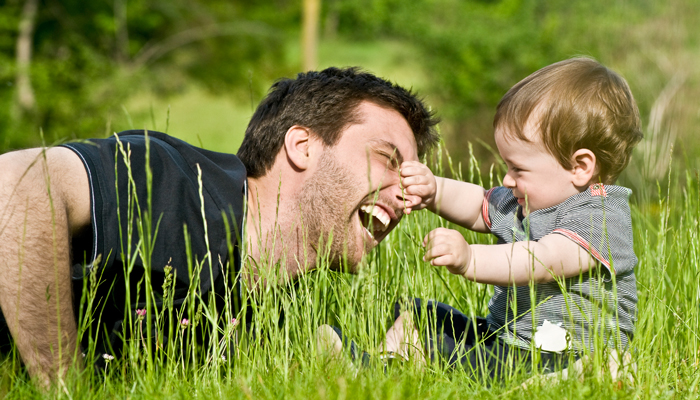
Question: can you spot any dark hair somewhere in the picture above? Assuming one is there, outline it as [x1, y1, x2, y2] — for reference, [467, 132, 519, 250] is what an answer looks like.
[237, 67, 440, 178]
[494, 57, 643, 184]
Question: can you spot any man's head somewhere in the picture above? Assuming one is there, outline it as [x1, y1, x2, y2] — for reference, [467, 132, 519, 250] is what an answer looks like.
[239, 68, 439, 272]
[494, 57, 643, 184]
[295, 101, 431, 269]
[237, 67, 439, 179]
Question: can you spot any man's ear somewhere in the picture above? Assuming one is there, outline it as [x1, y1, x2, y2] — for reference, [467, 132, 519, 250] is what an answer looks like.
[284, 125, 312, 171]
[571, 148, 597, 187]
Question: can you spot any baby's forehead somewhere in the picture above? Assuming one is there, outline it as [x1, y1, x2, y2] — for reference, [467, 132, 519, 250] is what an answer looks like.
[495, 111, 545, 144]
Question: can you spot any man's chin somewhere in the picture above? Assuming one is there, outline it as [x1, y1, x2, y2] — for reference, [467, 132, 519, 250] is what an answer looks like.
[326, 258, 360, 274]
[328, 246, 365, 274]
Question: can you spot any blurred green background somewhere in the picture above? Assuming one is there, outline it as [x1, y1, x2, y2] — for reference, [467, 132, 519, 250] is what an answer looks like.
[1, 0, 698, 194]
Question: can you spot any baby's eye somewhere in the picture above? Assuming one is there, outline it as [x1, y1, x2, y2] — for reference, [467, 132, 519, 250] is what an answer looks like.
[508, 164, 524, 173]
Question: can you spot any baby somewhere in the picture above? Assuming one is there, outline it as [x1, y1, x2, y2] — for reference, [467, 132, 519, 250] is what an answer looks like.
[392, 57, 642, 376]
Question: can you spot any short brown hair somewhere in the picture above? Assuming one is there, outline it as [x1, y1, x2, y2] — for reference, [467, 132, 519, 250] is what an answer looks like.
[493, 57, 642, 184]
[238, 67, 440, 178]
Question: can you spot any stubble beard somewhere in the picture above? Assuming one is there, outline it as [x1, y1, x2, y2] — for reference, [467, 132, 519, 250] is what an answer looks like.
[297, 150, 363, 272]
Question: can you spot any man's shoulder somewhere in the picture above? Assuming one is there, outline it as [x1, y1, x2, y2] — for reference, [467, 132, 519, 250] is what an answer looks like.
[63, 130, 247, 179]
[63, 130, 248, 284]
[61, 129, 248, 231]
[105, 130, 242, 162]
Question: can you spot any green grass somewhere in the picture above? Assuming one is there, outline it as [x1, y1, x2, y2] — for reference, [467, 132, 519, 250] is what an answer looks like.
[1, 143, 698, 399]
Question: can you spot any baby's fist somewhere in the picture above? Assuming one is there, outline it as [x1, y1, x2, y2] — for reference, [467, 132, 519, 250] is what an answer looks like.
[423, 227, 472, 277]
[400, 161, 437, 213]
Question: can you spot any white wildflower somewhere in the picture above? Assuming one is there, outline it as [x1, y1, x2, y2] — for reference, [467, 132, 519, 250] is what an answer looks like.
[533, 320, 569, 353]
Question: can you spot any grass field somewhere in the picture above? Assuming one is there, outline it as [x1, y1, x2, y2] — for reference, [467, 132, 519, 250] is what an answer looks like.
[0, 144, 698, 399]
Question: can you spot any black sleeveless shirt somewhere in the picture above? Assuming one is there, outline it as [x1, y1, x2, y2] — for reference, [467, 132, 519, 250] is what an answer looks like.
[61, 130, 247, 356]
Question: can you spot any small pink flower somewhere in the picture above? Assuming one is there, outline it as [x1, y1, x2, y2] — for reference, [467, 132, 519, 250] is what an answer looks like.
[136, 309, 146, 318]
[180, 318, 190, 328]
[103, 353, 114, 362]
[231, 318, 239, 327]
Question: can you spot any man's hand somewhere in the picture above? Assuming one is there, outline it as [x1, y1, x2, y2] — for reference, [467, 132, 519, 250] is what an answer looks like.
[399, 161, 437, 214]
[422, 227, 472, 277]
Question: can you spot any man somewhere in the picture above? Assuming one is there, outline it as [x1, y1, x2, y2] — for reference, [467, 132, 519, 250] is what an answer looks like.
[0, 67, 439, 386]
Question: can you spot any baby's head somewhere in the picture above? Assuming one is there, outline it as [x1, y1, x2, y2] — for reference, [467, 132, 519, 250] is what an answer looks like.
[494, 57, 643, 185]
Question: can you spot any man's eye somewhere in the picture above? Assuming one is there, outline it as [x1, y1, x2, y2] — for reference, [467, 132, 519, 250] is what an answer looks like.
[379, 152, 399, 169]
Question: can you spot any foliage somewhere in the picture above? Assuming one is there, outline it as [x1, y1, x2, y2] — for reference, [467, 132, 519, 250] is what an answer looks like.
[3, 0, 700, 188]
[0, 0, 295, 151]
[330, 0, 657, 158]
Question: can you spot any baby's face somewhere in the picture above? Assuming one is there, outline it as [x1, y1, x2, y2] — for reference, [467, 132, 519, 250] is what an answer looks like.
[494, 125, 581, 217]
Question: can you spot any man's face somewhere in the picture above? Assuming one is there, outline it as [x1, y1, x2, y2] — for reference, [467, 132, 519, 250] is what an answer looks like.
[299, 101, 418, 270]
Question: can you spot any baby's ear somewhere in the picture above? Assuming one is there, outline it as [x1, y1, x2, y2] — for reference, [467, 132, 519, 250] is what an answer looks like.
[571, 149, 597, 187]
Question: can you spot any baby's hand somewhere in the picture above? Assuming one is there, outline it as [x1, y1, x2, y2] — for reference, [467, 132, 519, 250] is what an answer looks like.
[400, 161, 437, 214]
[423, 228, 472, 277]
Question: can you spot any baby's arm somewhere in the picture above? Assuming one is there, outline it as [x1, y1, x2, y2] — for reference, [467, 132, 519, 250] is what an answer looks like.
[400, 161, 489, 233]
[423, 229, 597, 285]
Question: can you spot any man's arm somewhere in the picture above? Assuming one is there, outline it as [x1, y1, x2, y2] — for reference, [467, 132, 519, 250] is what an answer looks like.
[424, 228, 598, 286]
[0, 147, 90, 386]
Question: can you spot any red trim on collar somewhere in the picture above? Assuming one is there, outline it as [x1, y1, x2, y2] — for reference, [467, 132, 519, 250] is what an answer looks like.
[589, 183, 607, 197]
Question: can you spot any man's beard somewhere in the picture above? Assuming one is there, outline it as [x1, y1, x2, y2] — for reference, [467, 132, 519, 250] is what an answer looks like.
[297, 150, 362, 271]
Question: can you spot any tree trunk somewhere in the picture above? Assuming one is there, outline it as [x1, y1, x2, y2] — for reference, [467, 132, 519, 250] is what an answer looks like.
[324, 0, 338, 40]
[114, 0, 129, 62]
[16, 0, 39, 113]
[301, 0, 320, 71]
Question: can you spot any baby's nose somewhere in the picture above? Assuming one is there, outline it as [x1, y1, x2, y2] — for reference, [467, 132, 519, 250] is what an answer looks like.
[503, 173, 516, 188]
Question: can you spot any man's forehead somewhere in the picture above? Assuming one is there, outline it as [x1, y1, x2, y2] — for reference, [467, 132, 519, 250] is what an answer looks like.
[340, 101, 418, 159]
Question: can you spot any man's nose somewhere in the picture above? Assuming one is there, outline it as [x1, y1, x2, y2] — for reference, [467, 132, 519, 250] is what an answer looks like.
[382, 174, 406, 207]
[503, 173, 516, 188]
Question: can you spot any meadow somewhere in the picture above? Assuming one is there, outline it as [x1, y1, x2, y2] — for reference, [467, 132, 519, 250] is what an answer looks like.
[0, 140, 698, 399]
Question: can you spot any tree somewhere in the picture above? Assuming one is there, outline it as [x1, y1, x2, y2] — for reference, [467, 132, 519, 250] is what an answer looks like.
[15, 0, 38, 113]
[0, 0, 298, 152]
[302, 0, 320, 71]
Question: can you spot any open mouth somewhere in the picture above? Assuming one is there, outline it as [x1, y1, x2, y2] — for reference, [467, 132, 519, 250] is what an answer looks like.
[358, 204, 391, 240]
